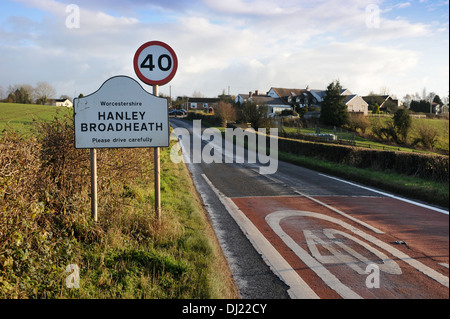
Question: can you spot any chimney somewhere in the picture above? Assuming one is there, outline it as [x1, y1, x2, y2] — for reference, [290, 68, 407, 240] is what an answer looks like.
[306, 85, 310, 91]
[255, 90, 259, 95]
[249, 91, 253, 97]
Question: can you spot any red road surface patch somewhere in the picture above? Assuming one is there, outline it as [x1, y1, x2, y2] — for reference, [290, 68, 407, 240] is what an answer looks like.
[231, 196, 449, 299]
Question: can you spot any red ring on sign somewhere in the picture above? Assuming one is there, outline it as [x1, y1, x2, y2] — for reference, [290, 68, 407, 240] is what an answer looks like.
[133, 41, 178, 86]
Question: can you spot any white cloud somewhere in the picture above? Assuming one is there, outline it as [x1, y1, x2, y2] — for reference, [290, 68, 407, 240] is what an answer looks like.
[0, 0, 448, 100]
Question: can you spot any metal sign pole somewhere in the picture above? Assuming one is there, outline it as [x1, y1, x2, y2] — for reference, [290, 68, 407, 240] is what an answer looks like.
[90, 148, 98, 222]
[153, 84, 161, 223]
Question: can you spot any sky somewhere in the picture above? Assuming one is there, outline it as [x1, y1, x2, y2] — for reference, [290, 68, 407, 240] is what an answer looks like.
[0, 0, 448, 101]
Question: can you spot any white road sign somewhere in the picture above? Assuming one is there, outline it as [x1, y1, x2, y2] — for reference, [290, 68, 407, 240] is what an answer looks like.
[74, 75, 169, 149]
[133, 41, 178, 86]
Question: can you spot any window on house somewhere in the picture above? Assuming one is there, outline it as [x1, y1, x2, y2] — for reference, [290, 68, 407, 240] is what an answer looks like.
[191, 103, 197, 109]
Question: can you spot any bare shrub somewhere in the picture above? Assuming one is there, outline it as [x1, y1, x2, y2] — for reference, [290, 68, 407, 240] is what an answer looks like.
[214, 101, 236, 127]
[413, 124, 439, 150]
[347, 113, 369, 134]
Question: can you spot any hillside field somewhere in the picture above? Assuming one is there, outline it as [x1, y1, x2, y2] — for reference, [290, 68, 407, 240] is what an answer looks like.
[0, 102, 72, 136]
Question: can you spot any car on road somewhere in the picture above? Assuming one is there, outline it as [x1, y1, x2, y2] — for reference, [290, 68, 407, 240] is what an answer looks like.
[169, 109, 187, 116]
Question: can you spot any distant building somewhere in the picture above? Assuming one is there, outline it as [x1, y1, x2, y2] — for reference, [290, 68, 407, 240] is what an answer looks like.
[184, 97, 220, 114]
[53, 98, 73, 107]
[362, 95, 403, 113]
[268, 86, 368, 116]
[235, 90, 292, 115]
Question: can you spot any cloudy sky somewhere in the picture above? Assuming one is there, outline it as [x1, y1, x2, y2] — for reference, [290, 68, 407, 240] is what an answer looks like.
[0, 0, 448, 101]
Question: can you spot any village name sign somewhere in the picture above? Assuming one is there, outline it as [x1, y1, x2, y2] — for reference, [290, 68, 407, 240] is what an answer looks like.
[73, 40, 177, 222]
[74, 75, 169, 149]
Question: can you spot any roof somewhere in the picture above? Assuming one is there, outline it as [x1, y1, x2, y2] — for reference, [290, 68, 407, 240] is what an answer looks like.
[343, 95, 369, 107]
[270, 87, 308, 97]
[250, 95, 288, 106]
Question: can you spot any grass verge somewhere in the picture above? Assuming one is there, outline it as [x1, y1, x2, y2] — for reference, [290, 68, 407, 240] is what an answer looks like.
[279, 151, 449, 209]
[0, 116, 238, 298]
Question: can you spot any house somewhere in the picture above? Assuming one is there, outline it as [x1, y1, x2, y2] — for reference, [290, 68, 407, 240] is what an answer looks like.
[267, 87, 321, 108]
[362, 95, 403, 113]
[269, 86, 368, 115]
[53, 98, 73, 107]
[343, 95, 369, 115]
[235, 90, 292, 115]
[184, 97, 220, 114]
[431, 102, 442, 114]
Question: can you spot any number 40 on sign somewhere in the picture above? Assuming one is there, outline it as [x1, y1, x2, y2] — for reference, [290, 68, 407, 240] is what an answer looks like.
[133, 41, 178, 86]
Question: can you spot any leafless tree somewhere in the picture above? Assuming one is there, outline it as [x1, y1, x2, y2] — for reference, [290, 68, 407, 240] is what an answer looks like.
[35, 81, 56, 105]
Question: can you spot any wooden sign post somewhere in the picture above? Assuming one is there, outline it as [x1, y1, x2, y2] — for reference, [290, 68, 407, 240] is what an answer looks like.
[133, 41, 178, 223]
[153, 84, 161, 221]
[90, 148, 98, 222]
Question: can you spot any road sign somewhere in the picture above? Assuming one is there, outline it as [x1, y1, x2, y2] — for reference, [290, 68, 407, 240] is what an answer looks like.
[133, 41, 178, 86]
[74, 75, 169, 149]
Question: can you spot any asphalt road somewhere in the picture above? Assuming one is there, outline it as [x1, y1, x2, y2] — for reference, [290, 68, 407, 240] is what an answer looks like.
[169, 118, 449, 299]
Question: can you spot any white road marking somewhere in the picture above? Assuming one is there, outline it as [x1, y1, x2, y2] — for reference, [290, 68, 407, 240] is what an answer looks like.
[201, 174, 320, 299]
[318, 173, 449, 215]
[294, 189, 385, 234]
[255, 169, 385, 234]
[266, 210, 449, 290]
[266, 211, 362, 299]
[304, 228, 402, 275]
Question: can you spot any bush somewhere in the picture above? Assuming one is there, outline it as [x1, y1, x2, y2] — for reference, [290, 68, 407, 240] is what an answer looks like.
[214, 101, 236, 127]
[393, 109, 412, 143]
[186, 111, 222, 126]
[347, 113, 369, 134]
[0, 116, 155, 297]
[413, 124, 439, 150]
[276, 136, 448, 183]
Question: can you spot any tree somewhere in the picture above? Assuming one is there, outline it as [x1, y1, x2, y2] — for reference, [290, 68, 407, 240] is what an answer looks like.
[410, 100, 429, 113]
[13, 87, 32, 104]
[393, 109, 411, 143]
[402, 94, 412, 109]
[433, 94, 443, 105]
[35, 81, 56, 105]
[372, 103, 380, 114]
[215, 101, 236, 127]
[7, 84, 33, 104]
[239, 101, 269, 129]
[320, 80, 348, 126]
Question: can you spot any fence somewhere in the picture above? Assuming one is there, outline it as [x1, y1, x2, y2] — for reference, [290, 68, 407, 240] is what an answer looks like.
[277, 117, 423, 153]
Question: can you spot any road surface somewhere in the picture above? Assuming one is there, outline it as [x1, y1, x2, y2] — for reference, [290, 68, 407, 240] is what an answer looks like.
[169, 118, 449, 299]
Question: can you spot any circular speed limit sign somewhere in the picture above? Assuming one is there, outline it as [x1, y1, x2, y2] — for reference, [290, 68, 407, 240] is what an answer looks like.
[133, 41, 178, 86]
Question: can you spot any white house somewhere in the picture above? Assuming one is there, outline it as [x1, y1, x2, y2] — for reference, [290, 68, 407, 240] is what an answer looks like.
[269, 86, 368, 115]
[344, 95, 369, 115]
[54, 98, 73, 107]
[235, 90, 292, 115]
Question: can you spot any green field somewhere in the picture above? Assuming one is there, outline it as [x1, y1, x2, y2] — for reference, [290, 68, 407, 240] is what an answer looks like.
[0, 102, 72, 136]
[282, 116, 449, 155]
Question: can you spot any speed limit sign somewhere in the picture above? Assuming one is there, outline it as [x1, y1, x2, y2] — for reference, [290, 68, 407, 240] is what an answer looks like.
[133, 41, 178, 86]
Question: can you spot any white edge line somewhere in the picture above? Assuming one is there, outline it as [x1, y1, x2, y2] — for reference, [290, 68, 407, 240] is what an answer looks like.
[201, 173, 320, 299]
[318, 173, 449, 215]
